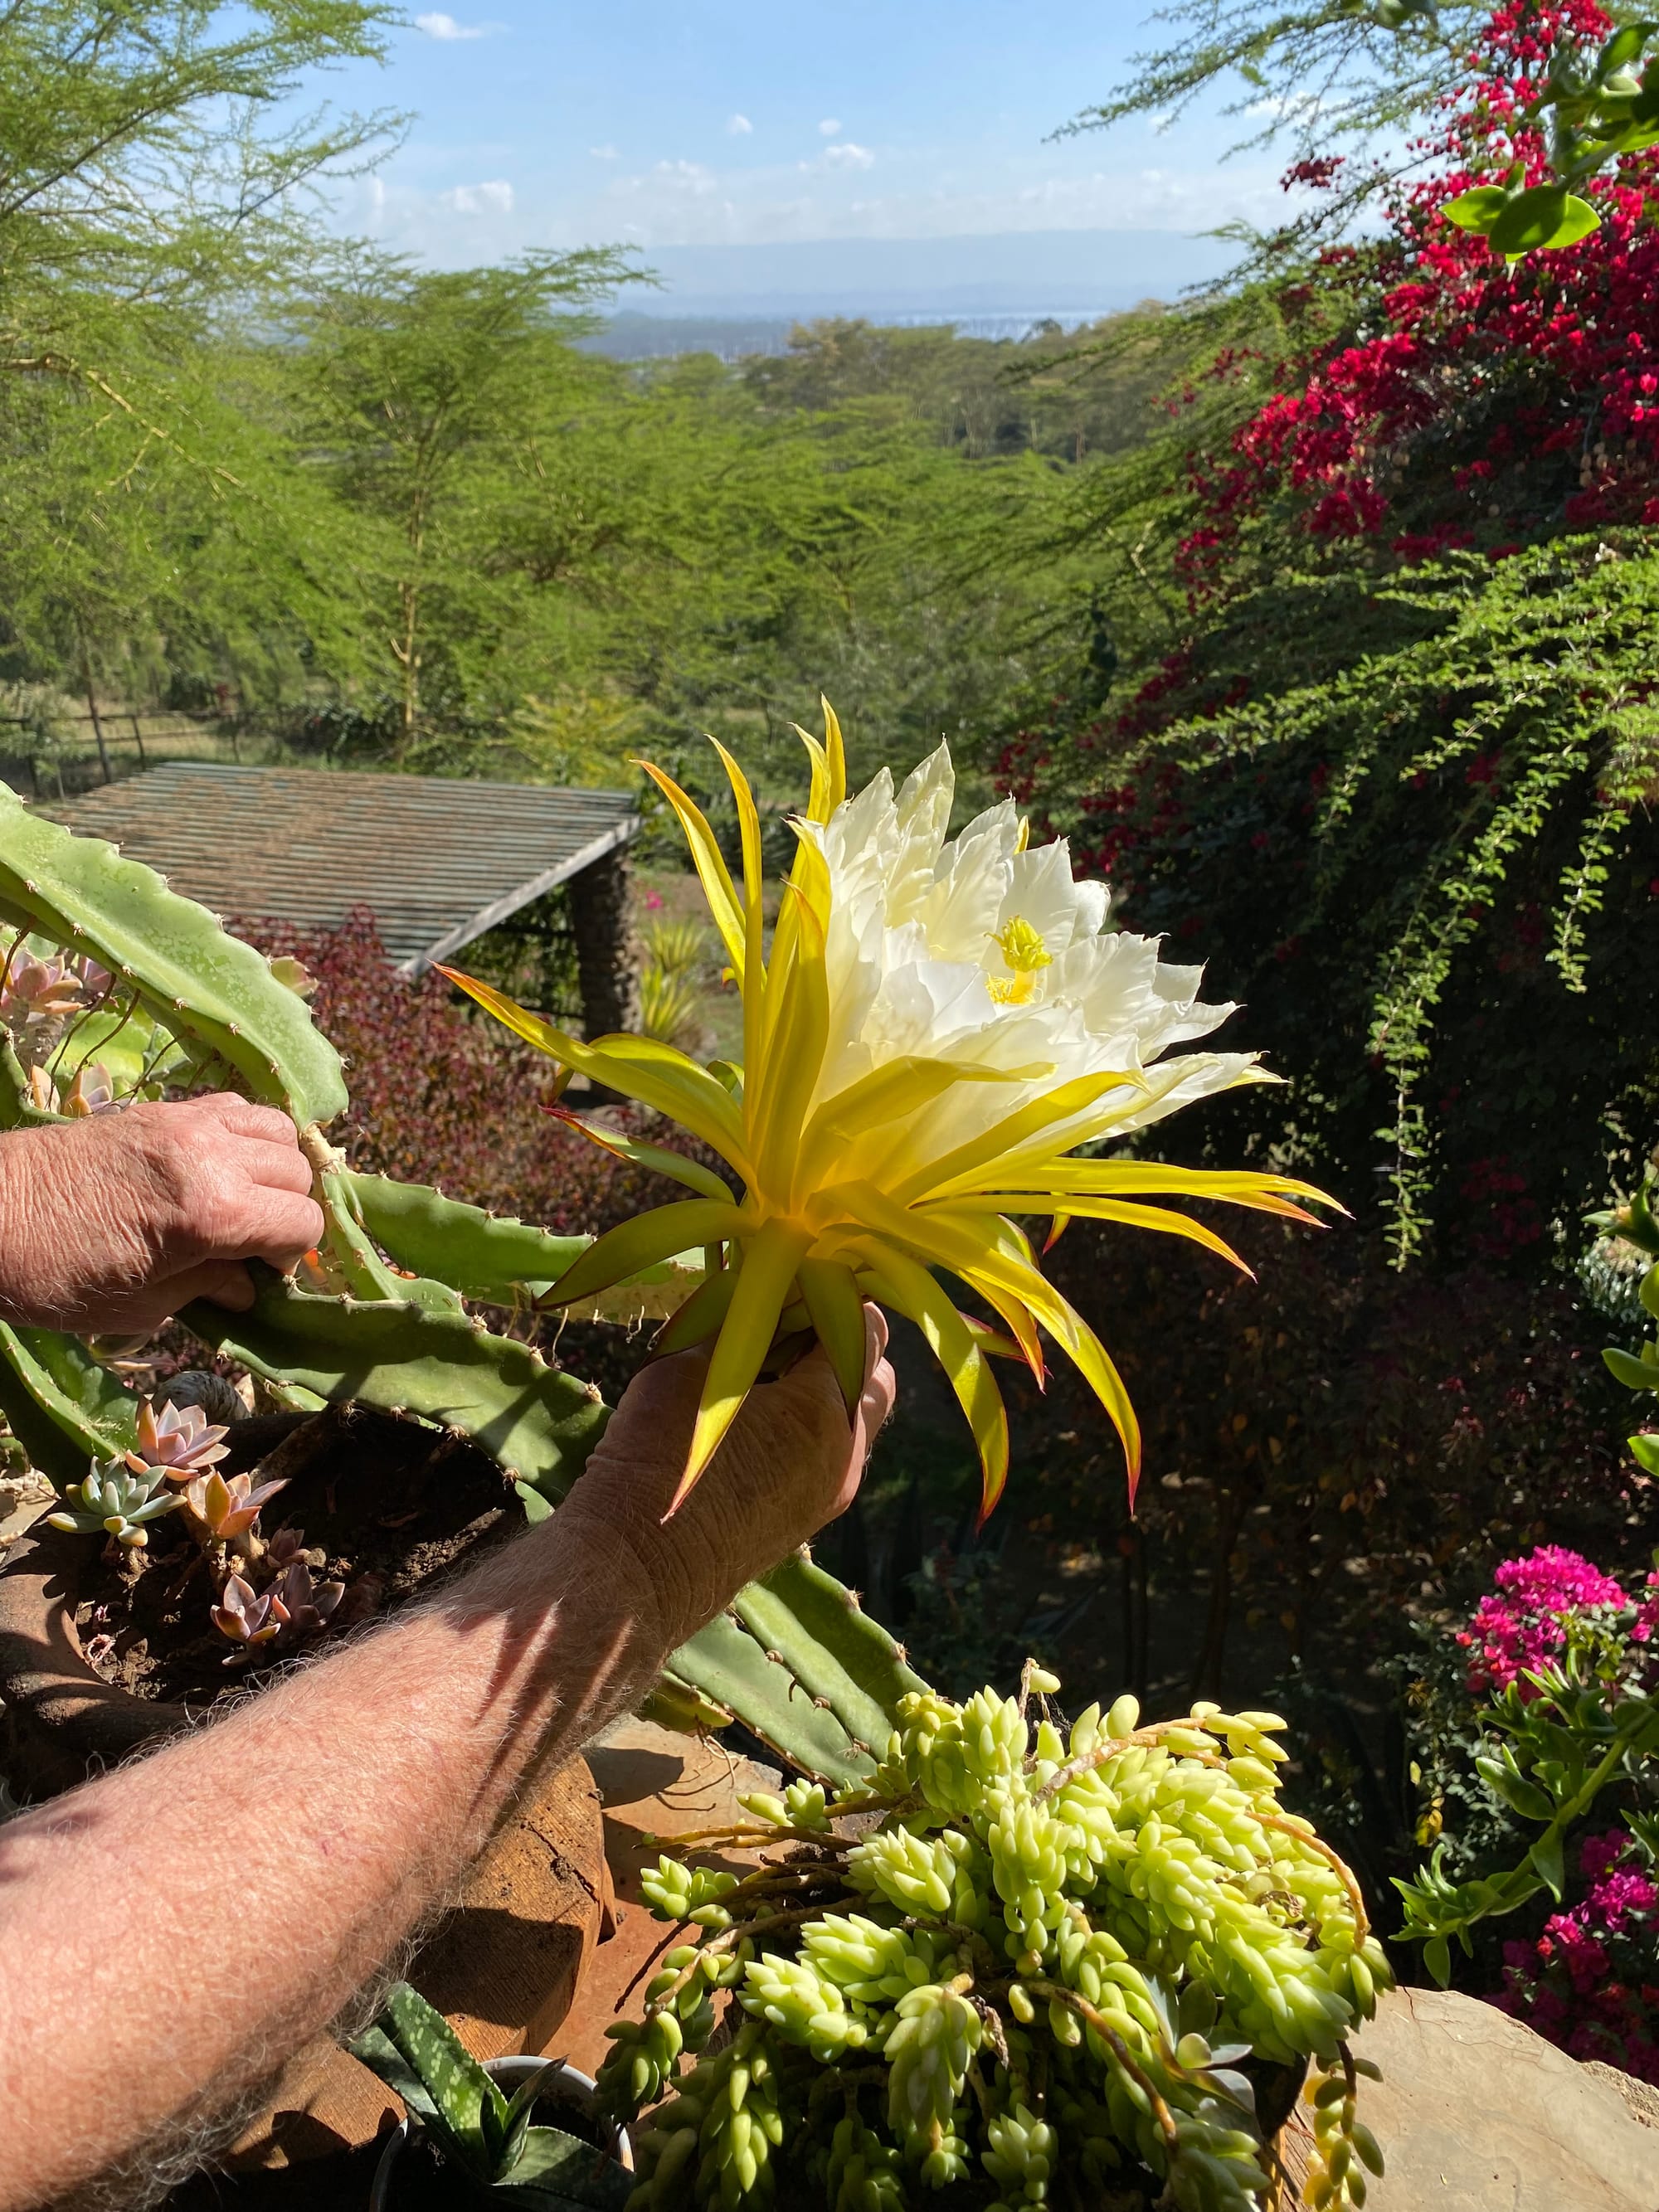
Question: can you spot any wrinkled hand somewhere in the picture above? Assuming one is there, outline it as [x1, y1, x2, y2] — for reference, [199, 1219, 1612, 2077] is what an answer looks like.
[554, 1308, 895, 1651]
[0, 1095, 325, 1336]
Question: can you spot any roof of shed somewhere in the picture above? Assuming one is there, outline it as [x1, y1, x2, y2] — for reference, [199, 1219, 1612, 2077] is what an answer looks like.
[44, 763, 640, 975]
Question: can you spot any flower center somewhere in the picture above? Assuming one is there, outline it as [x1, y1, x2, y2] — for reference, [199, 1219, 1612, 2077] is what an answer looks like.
[987, 916, 1052, 1005]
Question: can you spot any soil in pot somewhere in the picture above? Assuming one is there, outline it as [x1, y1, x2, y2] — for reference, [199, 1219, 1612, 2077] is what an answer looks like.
[71, 1401, 522, 1713]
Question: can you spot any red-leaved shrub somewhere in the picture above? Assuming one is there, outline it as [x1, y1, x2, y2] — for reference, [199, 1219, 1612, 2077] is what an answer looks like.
[241, 906, 681, 1237]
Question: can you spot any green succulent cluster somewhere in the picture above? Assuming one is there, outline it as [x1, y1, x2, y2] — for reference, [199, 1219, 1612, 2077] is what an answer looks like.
[46, 1459, 179, 1548]
[601, 1666, 1390, 2212]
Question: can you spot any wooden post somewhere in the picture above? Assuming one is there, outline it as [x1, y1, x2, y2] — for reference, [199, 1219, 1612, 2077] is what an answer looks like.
[129, 712, 146, 767]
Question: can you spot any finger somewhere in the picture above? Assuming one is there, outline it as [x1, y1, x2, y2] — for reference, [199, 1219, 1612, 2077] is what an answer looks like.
[164, 1259, 257, 1315]
[239, 1189, 327, 1266]
[190, 1094, 300, 1146]
[864, 1300, 890, 1371]
[235, 1135, 318, 1197]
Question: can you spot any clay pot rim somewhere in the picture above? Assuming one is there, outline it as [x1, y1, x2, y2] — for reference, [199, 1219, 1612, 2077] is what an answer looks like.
[368, 2057, 631, 2212]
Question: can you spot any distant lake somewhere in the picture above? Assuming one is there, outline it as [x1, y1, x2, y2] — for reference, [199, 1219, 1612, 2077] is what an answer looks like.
[581, 306, 1141, 363]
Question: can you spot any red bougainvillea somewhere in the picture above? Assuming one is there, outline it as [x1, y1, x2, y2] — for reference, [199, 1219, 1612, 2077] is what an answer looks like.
[1189, 2, 1659, 578]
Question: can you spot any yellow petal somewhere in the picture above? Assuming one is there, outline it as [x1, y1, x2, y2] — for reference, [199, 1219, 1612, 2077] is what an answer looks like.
[797, 1256, 866, 1416]
[937, 1194, 1253, 1275]
[631, 760, 746, 981]
[888, 1069, 1146, 1206]
[545, 1198, 743, 1309]
[753, 886, 830, 1205]
[820, 697, 847, 814]
[836, 1183, 1142, 1500]
[673, 1218, 812, 1512]
[797, 1056, 1028, 1194]
[547, 1105, 736, 1204]
[440, 968, 749, 1169]
[973, 1159, 1338, 1222]
[795, 727, 832, 825]
[963, 1058, 1265, 1192]
[708, 737, 766, 1082]
[858, 1241, 1010, 1522]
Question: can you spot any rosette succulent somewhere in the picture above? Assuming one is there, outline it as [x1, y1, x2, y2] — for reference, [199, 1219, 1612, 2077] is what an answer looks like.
[446, 707, 1331, 1514]
[128, 1398, 231, 1483]
[46, 1460, 181, 1548]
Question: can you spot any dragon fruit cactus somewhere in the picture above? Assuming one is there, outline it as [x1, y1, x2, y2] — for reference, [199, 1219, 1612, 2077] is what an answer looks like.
[128, 1398, 231, 1484]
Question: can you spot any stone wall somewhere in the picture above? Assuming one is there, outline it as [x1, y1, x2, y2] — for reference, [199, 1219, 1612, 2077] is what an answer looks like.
[567, 848, 640, 1041]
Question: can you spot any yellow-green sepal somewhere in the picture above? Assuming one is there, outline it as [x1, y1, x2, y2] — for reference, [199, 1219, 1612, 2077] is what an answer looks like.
[797, 1257, 867, 1417]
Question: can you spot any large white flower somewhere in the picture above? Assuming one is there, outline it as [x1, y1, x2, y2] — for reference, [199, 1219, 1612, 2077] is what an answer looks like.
[803, 741, 1259, 1179]
[448, 707, 1330, 1517]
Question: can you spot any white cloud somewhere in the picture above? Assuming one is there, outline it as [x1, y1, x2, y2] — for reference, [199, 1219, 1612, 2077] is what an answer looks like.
[727, 114, 753, 136]
[645, 158, 718, 196]
[818, 118, 841, 137]
[415, 11, 500, 37]
[590, 143, 619, 160]
[444, 178, 514, 215]
[824, 142, 875, 170]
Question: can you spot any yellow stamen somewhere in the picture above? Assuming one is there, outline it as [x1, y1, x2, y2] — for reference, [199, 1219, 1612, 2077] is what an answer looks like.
[988, 916, 1052, 1005]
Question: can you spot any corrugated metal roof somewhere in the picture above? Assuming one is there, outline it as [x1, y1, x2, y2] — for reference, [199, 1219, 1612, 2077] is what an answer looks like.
[41, 764, 640, 975]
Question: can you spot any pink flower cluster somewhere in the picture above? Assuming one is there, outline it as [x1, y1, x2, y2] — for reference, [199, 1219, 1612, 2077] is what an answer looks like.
[1457, 1545, 1630, 1695]
[1498, 1832, 1659, 2082]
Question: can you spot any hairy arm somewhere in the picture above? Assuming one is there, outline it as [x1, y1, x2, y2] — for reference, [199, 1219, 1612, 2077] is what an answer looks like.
[0, 1321, 893, 2212]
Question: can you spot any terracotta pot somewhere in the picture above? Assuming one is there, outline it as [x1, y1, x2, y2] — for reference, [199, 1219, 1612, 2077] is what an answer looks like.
[0, 1517, 610, 2170]
[368, 2057, 630, 2212]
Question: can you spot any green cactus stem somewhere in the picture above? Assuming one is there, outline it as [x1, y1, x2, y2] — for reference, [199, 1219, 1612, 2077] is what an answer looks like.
[0, 786, 347, 1129]
[0, 1320, 139, 1485]
[343, 1171, 702, 1322]
[184, 1266, 611, 1500]
[673, 1560, 925, 1787]
[0, 1035, 63, 1128]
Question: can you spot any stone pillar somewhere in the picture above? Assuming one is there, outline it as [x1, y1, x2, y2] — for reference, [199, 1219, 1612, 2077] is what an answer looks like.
[567, 846, 640, 1041]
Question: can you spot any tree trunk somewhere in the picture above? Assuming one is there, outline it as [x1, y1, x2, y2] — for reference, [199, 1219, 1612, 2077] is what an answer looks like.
[77, 628, 111, 784]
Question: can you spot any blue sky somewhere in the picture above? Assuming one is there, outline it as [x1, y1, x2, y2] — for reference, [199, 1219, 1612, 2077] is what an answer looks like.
[313, 4, 1279, 275]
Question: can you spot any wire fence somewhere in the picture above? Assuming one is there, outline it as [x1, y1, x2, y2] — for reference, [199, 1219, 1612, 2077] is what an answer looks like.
[0, 702, 281, 802]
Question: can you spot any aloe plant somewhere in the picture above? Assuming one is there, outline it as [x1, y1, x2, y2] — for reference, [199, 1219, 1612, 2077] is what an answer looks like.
[0, 790, 922, 1783]
[353, 1981, 632, 2209]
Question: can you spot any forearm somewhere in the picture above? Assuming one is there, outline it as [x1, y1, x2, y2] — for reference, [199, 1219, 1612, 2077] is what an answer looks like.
[0, 1510, 667, 2212]
[0, 1325, 891, 2211]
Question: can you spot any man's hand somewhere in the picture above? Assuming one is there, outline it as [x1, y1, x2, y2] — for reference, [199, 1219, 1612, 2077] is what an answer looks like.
[0, 1294, 893, 2212]
[552, 1307, 896, 1652]
[0, 1093, 325, 1335]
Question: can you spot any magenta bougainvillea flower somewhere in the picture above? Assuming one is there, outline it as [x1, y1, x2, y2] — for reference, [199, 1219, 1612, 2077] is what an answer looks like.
[1456, 1544, 1631, 1697]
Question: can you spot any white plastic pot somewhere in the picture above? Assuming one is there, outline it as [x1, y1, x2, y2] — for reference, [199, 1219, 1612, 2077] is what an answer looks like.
[368, 2054, 632, 2212]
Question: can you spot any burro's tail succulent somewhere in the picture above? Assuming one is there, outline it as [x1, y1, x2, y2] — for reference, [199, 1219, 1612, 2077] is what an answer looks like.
[0, 786, 919, 1785]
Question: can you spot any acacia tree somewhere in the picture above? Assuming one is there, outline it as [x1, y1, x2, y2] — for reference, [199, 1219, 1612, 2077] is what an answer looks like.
[294, 250, 639, 753]
[0, 3, 402, 714]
